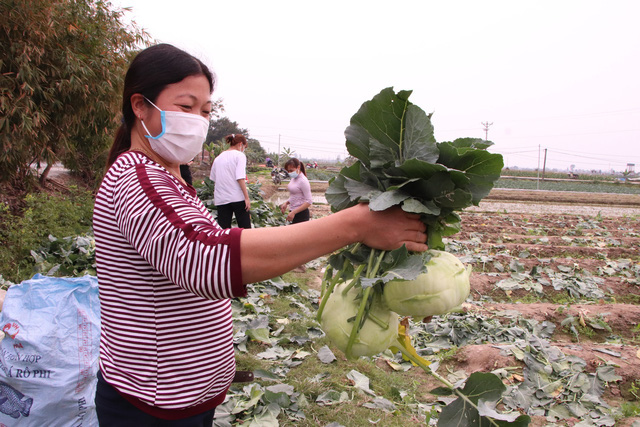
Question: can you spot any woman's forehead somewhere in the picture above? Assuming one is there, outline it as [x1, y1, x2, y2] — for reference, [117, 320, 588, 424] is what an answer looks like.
[161, 75, 211, 102]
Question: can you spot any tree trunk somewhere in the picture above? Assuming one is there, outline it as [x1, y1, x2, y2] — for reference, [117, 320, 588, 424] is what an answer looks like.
[39, 163, 53, 186]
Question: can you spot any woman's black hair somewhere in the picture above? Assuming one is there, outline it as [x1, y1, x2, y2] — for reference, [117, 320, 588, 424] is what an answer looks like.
[284, 158, 306, 176]
[105, 44, 215, 169]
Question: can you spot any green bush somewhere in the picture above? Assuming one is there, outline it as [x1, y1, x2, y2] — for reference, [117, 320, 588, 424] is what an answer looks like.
[0, 187, 94, 283]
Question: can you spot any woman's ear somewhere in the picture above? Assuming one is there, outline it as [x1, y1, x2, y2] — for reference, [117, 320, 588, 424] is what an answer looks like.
[130, 94, 147, 121]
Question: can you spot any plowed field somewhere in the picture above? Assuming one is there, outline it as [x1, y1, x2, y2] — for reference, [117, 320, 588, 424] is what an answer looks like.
[258, 177, 640, 425]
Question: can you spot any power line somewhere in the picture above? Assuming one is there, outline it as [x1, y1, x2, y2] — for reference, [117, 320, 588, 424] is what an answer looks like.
[497, 150, 539, 155]
[547, 149, 632, 166]
[546, 148, 637, 159]
[494, 107, 640, 124]
[499, 127, 640, 139]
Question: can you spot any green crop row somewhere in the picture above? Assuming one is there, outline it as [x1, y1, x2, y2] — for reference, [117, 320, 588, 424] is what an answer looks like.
[496, 178, 640, 194]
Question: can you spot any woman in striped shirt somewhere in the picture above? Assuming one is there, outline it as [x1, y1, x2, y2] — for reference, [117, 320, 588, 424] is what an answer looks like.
[93, 43, 428, 426]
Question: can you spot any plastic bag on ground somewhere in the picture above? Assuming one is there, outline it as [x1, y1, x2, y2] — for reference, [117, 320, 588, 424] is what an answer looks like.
[0, 274, 100, 426]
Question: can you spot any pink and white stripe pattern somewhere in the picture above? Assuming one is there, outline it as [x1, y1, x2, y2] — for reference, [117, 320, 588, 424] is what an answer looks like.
[93, 151, 244, 411]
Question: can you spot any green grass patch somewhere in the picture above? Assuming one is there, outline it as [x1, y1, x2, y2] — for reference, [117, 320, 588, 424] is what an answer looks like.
[263, 348, 436, 426]
[0, 186, 94, 283]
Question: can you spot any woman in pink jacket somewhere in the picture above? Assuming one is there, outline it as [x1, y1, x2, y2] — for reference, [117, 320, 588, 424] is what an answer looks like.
[280, 158, 312, 224]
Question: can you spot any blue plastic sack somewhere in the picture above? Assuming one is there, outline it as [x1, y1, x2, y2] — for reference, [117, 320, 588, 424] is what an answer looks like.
[0, 274, 100, 426]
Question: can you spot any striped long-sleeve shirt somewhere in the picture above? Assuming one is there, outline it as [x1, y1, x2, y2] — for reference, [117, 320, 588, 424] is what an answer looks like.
[93, 151, 245, 419]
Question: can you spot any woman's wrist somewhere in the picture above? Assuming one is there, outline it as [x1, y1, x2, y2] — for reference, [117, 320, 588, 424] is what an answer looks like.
[337, 204, 368, 244]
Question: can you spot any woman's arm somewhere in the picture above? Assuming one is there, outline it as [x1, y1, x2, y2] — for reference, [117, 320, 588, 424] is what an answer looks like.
[237, 178, 251, 211]
[286, 202, 311, 221]
[240, 203, 427, 283]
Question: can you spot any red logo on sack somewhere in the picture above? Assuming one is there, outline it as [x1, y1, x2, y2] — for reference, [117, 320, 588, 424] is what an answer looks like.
[2, 322, 19, 339]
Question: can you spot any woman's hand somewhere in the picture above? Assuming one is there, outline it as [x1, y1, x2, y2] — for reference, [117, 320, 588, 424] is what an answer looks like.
[280, 201, 289, 214]
[286, 211, 295, 222]
[351, 203, 427, 252]
[244, 196, 251, 211]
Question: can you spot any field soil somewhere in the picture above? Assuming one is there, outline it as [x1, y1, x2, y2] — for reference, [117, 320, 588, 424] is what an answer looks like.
[423, 207, 639, 426]
[263, 178, 640, 425]
[23, 169, 638, 424]
[484, 188, 640, 206]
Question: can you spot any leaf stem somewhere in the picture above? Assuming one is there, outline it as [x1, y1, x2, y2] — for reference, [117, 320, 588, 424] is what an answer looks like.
[393, 337, 454, 389]
[320, 266, 333, 296]
[366, 248, 376, 277]
[369, 250, 386, 279]
[317, 259, 349, 321]
[317, 243, 366, 321]
[343, 249, 387, 359]
[340, 264, 366, 296]
[345, 285, 372, 360]
[398, 98, 408, 163]
[367, 312, 389, 329]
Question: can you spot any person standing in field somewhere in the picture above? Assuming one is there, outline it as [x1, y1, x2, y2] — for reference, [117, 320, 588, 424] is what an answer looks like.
[280, 158, 312, 224]
[209, 134, 252, 229]
[280, 157, 313, 272]
[93, 43, 427, 426]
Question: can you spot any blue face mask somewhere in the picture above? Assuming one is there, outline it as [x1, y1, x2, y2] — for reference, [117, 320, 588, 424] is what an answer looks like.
[288, 171, 299, 179]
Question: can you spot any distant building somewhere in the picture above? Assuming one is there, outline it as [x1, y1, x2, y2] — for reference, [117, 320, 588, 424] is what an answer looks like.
[626, 163, 635, 173]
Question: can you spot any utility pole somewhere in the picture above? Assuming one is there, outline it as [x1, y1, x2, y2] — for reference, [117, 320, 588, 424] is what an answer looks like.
[542, 148, 548, 181]
[481, 121, 493, 140]
[536, 144, 541, 190]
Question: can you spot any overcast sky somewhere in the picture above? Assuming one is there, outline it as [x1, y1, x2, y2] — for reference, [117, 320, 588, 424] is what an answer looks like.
[113, 0, 640, 172]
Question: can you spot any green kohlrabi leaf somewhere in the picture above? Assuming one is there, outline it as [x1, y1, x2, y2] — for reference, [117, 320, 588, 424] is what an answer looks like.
[345, 87, 413, 169]
[401, 198, 440, 215]
[326, 162, 385, 211]
[326, 162, 365, 211]
[434, 188, 473, 209]
[391, 158, 451, 181]
[448, 137, 495, 151]
[359, 246, 428, 287]
[344, 178, 380, 202]
[402, 105, 439, 163]
[325, 175, 353, 212]
[385, 177, 422, 192]
[413, 171, 471, 208]
[437, 372, 531, 427]
[370, 138, 398, 169]
[436, 140, 504, 205]
[379, 252, 428, 283]
[424, 213, 462, 251]
[368, 189, 410, 211]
